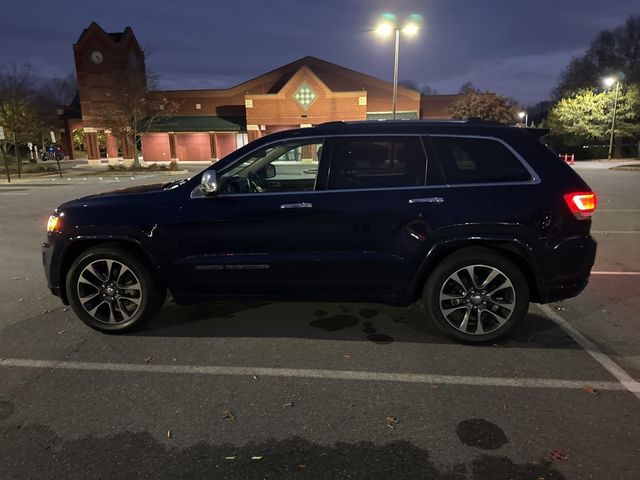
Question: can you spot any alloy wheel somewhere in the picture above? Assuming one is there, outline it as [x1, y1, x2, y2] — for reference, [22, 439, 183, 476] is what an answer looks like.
[76, 259, 143, 324]
[438, 264, 516, 335]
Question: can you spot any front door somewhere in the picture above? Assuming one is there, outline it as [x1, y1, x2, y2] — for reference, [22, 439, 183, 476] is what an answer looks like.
[174, 137, 330, 298]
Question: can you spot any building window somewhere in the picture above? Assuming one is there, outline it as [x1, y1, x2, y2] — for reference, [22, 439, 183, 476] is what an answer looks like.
[430, 136, 532, 184]
[195, 103, 201, 110]
[158, 104, 164, 110]
[235, 133, 248, 149]
[327, 136, 426, 190]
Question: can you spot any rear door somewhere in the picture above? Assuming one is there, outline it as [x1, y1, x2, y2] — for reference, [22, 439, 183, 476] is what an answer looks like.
[301, 135, 457, 298]
[425, 133, 543, 249]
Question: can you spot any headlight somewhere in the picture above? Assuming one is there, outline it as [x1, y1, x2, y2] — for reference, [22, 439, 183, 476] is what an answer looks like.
[47, 215, 61, 232]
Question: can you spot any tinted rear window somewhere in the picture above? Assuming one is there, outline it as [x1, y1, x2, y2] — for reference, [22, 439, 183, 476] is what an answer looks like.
[431, 136, 532, 184]
[328, 136, 426, 189]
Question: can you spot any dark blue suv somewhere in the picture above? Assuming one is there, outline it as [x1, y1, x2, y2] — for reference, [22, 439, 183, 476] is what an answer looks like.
[42, 121, 597, 343]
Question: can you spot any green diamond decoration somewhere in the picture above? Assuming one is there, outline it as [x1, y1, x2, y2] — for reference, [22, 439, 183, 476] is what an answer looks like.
[293, 83, 317, 110]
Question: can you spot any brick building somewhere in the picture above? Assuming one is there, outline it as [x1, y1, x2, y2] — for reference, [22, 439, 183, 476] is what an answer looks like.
[60, 23, 460, 163]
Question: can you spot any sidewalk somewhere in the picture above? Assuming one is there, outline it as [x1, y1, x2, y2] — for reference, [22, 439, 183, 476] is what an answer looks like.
[1, 159, 193, 185]
[571, 159, 640, 170]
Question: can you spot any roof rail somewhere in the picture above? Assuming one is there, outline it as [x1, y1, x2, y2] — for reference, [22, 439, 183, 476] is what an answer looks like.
[316, 121, 345, 127]
[465, 117, 504, 126]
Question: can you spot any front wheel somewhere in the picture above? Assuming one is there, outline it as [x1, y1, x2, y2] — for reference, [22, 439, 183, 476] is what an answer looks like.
[423, 247, 529, 343]
[66, 245, 166, 333]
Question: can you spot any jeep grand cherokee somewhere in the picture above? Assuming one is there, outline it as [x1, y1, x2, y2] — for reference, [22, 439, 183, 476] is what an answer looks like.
[42, 120, 597, 343]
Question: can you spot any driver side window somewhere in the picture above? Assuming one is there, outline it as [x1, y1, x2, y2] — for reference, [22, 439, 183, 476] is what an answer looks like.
[219, 138, 324, 194]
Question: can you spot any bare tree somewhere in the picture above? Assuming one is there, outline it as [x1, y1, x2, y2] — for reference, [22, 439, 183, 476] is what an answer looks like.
[0, 63, 37, 178]
[101, 66, 179, 167]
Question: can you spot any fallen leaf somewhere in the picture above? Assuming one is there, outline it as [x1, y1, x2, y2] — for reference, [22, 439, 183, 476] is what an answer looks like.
[57, 329, 65, 335]
[549, 449, 568, 462]
[223, 410, 236, 421]
[583, 386, 600, 395]
[385, 416, 398, 429]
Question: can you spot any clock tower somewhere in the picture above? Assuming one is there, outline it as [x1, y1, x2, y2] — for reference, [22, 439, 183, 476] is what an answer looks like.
[73, 22, 146, 161]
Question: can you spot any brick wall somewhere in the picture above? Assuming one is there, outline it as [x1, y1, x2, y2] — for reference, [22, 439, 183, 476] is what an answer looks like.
[141, 134, 171, 162]
[176, 133, 211, 161]
[246, 66, 367, 127]
[216, 133, 237, 159]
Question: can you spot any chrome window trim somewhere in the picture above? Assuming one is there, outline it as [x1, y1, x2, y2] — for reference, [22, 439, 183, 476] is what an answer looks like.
[428, 134, 541, 186]
[193, 184, 438, 199]
[191, 132, 541, 199]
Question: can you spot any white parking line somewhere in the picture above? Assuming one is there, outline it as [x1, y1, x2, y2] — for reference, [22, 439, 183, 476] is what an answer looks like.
[597, 210, 640, 213]
[0, 357, 636, 393]
[537, 304, 640, 401]
[591, 271, 640, 276]
[591, 231, 640, 234]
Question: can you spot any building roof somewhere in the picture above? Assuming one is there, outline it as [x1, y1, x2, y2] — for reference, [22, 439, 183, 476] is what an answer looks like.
[154, 56, 420, 98]
[139, 115, 246, 133]
[74, 22, 139, 48]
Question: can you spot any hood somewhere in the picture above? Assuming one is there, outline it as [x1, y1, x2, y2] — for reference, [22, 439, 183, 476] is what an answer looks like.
[56, 182, 172, 211]
[82, 182, 168, 199]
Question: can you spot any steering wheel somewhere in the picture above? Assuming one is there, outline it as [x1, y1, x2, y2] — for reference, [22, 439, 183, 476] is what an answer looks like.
[247, 172, 266, 193]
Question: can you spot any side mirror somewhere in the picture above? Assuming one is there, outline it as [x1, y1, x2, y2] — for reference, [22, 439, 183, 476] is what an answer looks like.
[264, 164, 276, 179]
[200, 170, 218, 195]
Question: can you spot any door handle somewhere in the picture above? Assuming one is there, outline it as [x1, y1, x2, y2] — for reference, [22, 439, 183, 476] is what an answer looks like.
[408, 197, 445, 204]
[280, 202, 313, 209]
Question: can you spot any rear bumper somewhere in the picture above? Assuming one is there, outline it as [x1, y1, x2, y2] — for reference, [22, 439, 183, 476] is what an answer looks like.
[538, 235, 597, 303]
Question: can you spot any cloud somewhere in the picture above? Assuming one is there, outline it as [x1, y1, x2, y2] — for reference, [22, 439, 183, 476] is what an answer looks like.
[428, 48, 586, 104]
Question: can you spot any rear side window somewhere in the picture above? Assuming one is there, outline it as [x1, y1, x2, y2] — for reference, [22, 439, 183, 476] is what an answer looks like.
[430, 136, 532, 184]
[328, 136, 426, 190]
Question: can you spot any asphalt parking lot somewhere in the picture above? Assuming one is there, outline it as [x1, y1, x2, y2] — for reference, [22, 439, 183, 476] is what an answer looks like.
[1, 165, 639, 479]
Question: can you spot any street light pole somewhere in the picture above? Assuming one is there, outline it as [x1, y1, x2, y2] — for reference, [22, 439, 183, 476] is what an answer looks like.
[392, 28, 400, 120]
[375, 15, 419, 121]
[607, 80, 620, 160]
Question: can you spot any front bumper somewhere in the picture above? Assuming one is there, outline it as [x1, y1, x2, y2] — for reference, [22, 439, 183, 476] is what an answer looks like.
[42, 234, 69, 305]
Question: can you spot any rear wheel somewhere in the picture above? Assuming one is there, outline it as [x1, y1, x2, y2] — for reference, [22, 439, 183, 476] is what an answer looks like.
[423, 247, 529, 343]
[66, 245, 166, 333]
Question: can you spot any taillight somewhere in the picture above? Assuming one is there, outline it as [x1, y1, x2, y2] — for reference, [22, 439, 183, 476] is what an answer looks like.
[563, 192, 597, 219]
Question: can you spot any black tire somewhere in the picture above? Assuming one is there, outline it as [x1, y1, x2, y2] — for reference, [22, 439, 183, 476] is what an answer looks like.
[423, 247, 529, 344]
[66, 244, 166, 333]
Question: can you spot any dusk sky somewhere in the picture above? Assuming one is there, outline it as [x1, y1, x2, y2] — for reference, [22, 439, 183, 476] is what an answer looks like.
[2, 0, 637, 106]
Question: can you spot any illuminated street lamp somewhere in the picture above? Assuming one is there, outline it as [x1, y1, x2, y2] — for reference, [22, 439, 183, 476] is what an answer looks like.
[603, 76, 621, 160]
[375, 13, 421, 119]
[518, 111, 528, 127]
